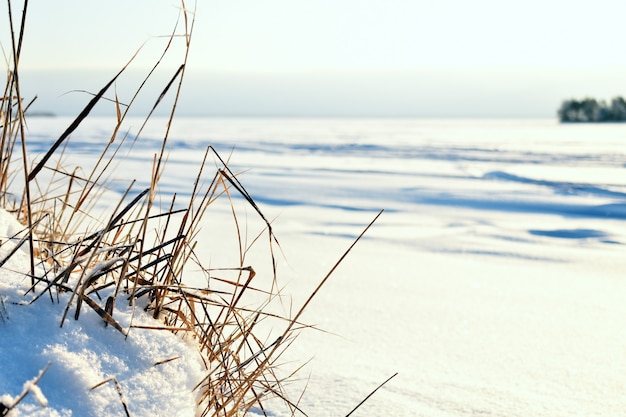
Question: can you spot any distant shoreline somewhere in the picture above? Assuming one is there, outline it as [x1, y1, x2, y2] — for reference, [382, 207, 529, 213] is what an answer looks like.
[26, 111, 56, 118]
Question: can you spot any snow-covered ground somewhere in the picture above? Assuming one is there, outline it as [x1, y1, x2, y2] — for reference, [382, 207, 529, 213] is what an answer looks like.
[0, 208, 205, 417]
[3, 117, 626, 416]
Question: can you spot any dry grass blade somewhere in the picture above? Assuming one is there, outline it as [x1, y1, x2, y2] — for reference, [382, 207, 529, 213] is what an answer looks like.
[0, 362, 51, 415]
[90, 377, 131, 417]
[7, 0, 35, 280]
[0, 214, 47, 269]
[150, 64, 184, 115]
[344, 372, 398, 417]
[80, 293, 127, 335]
[281, 210, 384, 341]
[8, 0, 28, 60]
[154, 356, 180, 366]
[209, 146, 282, 279]
[27, 68, 124, 182]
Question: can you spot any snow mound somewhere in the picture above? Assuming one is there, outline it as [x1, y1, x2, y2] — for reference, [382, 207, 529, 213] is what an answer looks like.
[0, 209, 205, 417]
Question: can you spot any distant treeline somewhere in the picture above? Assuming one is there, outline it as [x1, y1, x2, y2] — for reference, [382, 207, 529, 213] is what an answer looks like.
[558, 97, 626, 122]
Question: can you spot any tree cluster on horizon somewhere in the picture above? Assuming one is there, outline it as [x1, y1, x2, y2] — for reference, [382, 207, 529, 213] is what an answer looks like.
[558, 96, 626, 122]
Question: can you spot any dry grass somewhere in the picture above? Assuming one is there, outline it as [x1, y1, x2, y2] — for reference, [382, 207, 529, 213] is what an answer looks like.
[0, 1, 386, 416]
[0, 362, 51, 416]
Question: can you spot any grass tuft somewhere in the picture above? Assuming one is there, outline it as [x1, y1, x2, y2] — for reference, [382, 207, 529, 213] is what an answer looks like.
[1, 1, 386, 416]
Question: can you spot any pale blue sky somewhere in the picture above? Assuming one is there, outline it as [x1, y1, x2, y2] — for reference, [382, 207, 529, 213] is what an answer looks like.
[4, 0, 626, 117]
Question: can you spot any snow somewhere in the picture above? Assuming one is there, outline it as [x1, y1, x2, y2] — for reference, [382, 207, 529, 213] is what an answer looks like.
[3, 117, 626, 416]
[0, 208, 205, 416]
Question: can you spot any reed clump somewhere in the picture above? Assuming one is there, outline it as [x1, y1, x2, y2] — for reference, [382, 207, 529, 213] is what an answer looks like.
[0, 1, 309, 415]
[1, 2, 387, 416]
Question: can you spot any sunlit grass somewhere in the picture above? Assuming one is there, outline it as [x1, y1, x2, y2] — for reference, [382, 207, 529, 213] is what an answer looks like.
[0, 1, 385, 416]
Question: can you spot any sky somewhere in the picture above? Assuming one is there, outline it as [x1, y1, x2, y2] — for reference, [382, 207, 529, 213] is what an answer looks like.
[3, 0, 626, 117]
